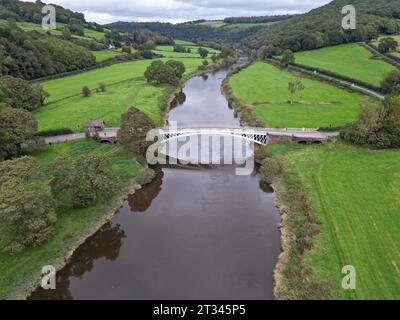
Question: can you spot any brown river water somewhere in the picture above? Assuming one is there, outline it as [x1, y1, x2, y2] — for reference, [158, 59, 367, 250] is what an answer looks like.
[30, 61, 281, 300]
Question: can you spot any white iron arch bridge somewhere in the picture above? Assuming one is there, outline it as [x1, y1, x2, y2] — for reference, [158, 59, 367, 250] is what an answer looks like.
[44, 126, 337, 146]
[158, 125, 333, 145]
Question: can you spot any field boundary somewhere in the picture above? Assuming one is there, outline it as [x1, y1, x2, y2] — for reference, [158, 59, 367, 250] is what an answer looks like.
[267, 58, 384, 100]
[362, 42, 400, 69]
[29, 55, 140, 84]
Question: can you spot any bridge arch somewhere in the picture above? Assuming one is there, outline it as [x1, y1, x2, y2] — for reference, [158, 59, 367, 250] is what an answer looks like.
[160, 131, 269, 145]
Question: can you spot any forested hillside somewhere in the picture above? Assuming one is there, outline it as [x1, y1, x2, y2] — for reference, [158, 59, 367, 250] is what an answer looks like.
[107, 15, 293, 46]
[110, 0, 400, 53]
[0, 0, 85, 24]
[246, 0, 400, 51]
[0, 20, 96, 80]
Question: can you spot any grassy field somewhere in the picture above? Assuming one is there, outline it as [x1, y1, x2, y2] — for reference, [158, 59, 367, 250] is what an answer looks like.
[34, 57, 207, 131]
[194, 20, 273, 29]
[294, 44, 396, 86]
[174, 39, 197, 46]
[196, 20, 226, 28]
[224, 22, 274, 29]
[270, 142, 400, 299]
[229, 62, 367, 128]
[91, 50, 122, 62]
[35, 77, 169, 131]
[40, 58, 204, 103]
[154, 45, 219, 59]
[0, 140, 144, 299]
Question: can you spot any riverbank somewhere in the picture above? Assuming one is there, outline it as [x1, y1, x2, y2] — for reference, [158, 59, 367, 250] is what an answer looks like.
[256, 143, 333, 299]
[0, 140, 156, 299]
[257, 142, 400, 299]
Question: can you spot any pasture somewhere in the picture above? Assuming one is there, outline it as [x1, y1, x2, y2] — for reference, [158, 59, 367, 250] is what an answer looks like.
[229, 62, 367, 128]
[91, 50, 122, 62]
[34, 57, 208, 131]
[294, 44, 396, 86]
[270, 142, 400, 299]
[154, 45, 219, 58]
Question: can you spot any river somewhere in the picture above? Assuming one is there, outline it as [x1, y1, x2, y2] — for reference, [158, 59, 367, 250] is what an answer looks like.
[30, 61, 281, 300]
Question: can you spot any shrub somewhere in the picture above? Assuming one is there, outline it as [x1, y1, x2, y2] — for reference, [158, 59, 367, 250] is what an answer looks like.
[38, 128, 74, 137]
[260, 157, 282, 184]
[82, 86, 92, 97]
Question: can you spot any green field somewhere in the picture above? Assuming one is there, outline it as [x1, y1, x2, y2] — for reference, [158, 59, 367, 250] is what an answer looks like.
[230, 62, 367, 128]
[34, 57, 207, 131]
[91, 50, 121, 62]
[271, 143, 400, 299]
[294, 44, 396, 86]
[224, 22, 274, 29]
[154, 45, 219, 59]
[194, 20, 273, 29]
[0, 140, 143, 299]
[174, 39, 197, 46]
[196, 20, 226, 28]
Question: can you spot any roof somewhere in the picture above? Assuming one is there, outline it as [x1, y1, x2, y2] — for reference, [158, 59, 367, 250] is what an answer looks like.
[83, 119, 105, 128]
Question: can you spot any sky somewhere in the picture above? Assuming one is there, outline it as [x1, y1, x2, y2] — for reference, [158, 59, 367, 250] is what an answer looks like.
[27, 0, 332, 24]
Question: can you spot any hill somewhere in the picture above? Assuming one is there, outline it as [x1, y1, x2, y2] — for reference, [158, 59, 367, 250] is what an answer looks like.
[106, 15, 293, 46]
[246, 0, 400, 52]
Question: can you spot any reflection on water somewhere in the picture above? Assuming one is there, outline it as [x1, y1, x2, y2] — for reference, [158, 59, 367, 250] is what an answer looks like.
[127, 168, 163, 212]
[31, 223, 126, 300]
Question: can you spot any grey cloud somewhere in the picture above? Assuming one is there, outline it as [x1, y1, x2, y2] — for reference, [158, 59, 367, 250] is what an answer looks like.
[28, 0, 332, 24]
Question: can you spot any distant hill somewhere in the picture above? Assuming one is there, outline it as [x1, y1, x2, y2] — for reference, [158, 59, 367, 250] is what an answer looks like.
[106, 15, 292, 46]
[246, 0, 400, 51]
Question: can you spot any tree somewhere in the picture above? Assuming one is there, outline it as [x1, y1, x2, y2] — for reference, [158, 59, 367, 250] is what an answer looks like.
[380, 96, 400, 148]
[72, 154, 116, 208]
[144, 60, 165, 84]
[211, 53, 218, 63]
[257, 45, 280, 60]
[50, 154, 116, 209]
[82, 86, 92, 97]
[121, 45, 132, 54]
[50, 155, 77, 207]
[144, 60, 180, 85]
[0, 157, 56, 254]
[62, 27, 72, 40]
[173, 45, 186, 53]
[0, 108, 37, 160]
[0, 76, 48, 110]
[378, 37, 398, 53]
[281, 49, 295, 67]
[288, 79, 305, 104]
[68, 23, 85, 36]
[117, 106, 154, 155]
[166, 60, 186, 78]
[98, 83, 106, 92]
[202, 59, 209, 66]
[198, 47, 209, 58]
[381, 70, 400, 95]
[341, 97, 400, 149]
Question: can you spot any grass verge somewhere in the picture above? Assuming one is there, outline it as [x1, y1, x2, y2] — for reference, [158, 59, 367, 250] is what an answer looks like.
[259, 142, 400, 300]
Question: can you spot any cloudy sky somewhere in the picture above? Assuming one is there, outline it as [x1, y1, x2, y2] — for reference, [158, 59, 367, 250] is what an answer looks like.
[28, 0, 332, 24]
